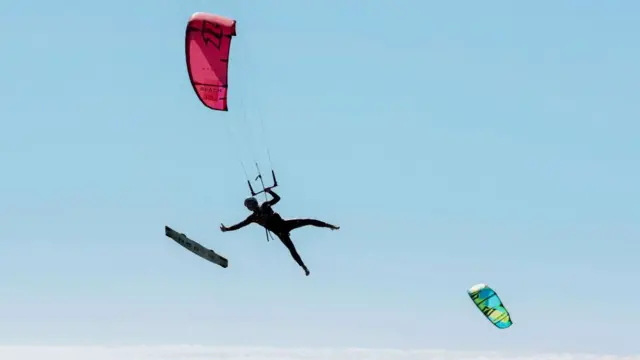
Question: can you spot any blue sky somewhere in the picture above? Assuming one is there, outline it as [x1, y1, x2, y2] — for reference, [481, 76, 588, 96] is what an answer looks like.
[1, 0, 639, 354]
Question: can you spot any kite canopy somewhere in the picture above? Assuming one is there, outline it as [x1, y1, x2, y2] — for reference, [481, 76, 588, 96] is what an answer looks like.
[467, 283, 513, 329]
[185, 12, 237, 111]
[183, 11, 277, 197]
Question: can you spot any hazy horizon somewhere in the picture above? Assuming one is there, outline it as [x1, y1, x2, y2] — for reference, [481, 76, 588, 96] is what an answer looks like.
[2, 346, 640, 360]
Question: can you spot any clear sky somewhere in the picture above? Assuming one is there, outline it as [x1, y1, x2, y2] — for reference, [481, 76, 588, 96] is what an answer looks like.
[1, 0, 639, 355]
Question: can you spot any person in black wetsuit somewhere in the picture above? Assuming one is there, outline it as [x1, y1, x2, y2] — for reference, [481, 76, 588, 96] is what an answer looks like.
[220, 188, 339, 276]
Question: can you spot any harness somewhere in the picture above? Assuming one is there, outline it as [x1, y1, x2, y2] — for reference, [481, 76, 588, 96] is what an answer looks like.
[256, 205, 279, 242]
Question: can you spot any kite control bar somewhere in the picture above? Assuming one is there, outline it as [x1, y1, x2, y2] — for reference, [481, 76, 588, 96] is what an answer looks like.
[248, 168, 278, 244]
[247, 169, 278, 196]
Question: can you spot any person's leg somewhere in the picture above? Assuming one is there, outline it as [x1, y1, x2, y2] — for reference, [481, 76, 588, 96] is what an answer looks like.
[284, 218, 339, 232]
[278, 233, 310, 276]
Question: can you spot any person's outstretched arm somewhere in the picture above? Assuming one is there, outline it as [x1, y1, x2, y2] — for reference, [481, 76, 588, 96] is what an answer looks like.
[265, 188, 280, 206]
[221, 215, 254, 232]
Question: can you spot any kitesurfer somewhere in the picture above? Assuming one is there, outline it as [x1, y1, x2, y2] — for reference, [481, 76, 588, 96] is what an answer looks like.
[220, 188, 339, 276]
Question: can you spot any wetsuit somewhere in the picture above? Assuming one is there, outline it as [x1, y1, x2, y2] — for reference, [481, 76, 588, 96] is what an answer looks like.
[221, 190, 338, 275]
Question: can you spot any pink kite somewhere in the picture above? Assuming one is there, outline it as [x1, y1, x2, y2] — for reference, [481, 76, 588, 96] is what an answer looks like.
[185, 12, 237, 111]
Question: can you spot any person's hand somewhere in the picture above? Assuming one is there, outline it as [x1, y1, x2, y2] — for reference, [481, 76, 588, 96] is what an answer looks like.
[220, 224, 228, 232]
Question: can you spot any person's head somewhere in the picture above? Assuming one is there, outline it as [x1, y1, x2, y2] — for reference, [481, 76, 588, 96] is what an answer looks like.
[244, 197, 259, 211]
